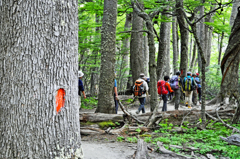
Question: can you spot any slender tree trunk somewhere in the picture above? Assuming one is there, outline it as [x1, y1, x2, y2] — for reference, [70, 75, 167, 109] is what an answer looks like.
[131, 0, 159, 112]
[143, 34, 149, 75]
[176, 0, 189, 78]
[0, 1, 83, 158]
[90, 14, 100, 96]
[157, 4, 171, 79]
[96, 0, 117, 114]
[189, 34, 193, 65]
[172, 15, 179, 74]
[189, 41, 197, 71]
[191, 24, 207, 127]
[130, 1, 144, 84]
[121, 13, 132, 90]
[197, 2, 205, 72]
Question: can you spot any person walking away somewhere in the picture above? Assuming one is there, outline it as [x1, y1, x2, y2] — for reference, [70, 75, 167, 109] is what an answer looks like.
[195, 73, 202, 104]
[158, 76, 174, 112]
[170, 71, 183, 110]
[183, 72, 197, 108]
[114, 73, 119, 114]
[134, 73, 149, 114]
[78, 71, 86, 109]
[192, 73, 198, 106]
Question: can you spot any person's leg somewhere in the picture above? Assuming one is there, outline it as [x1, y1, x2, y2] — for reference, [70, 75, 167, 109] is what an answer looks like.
[198, 88, 202, 103]
[185, 91, 190, 106]
[114, 93, 118, 114]
[142, 98, 146, 113]
[162, 94, 167, 111]
[193, 90, 197, 105]
[188, 91, 193, 106]
[175, 89, 180, 110]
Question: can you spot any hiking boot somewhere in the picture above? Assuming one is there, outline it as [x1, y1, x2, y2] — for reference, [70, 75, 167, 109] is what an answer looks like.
[188, 105, 192, 109]
[185, 102, 188, 107]
[135, 110, 140, 114]
[199, 100, 201, 104]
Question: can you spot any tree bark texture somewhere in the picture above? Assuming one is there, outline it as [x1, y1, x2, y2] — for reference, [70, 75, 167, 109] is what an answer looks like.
[176, 0, 189, 78]
[96, 0, 117, 114]
[157, 2, 171, 80]
[172, 16, 179, 74]
[0, 1, 83, 158]
[131, 1, 158, 112]
[230, 0, 240, 27]
[130, 1, 144, 84]
[220, 7, 240, 123]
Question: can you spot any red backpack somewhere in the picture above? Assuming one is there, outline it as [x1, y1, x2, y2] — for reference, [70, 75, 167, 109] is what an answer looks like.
[157, 80, 168, 95]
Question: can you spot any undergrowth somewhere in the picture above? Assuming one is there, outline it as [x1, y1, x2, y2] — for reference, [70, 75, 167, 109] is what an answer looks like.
[81, 97, 98, 109]
[122, 119, 240, 158]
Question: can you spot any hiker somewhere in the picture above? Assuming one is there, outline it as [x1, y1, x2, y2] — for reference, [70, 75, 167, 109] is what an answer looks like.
[78, 71, 86, 109]
[134, 73, 149, 114]
[183, 72, 197, 108]
[114, 73, 119, 114]
[170, 71, 183, 110]
[195, 73, 202, 104]
[158, 76, 174, 112]
[192, 73, 198, 106]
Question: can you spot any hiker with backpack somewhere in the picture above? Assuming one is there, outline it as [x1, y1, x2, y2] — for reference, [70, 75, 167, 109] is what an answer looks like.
[195, 73, 202, 104]
[78, 71, 86, 109]
[183, 72, 197, 108]
[170, 71, 183, 110]
[157, 76, 174, 112]
[192, 73, 198, 106]
[134, 73, 149, 114]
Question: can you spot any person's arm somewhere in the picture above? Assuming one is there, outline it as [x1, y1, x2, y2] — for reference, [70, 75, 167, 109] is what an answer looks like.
[166, 82, 174, 92]
[114, 79, 119, 100]
[82, 91, 86, 99]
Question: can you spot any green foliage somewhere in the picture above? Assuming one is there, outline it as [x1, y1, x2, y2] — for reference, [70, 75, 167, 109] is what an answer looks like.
[81, 97, 98, 109]
[98, 121, 116, 129]
[153, 121, 240, 158]
[126, 137, 138, 143]
[117, 136, 125, 142]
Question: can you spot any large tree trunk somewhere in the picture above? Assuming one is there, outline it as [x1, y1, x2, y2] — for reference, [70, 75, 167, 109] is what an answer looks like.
[0, 1, 83, 158]
[176, 0, 189, 78]
[172, 16, 179, 74]
[95, 0, 117, 114]
[131, 0, 159, 112]
[157, 5, 171, 79]
[220, 8, 240, 123]
[230, 0, 240, 27]
[130, 1, 145, 84]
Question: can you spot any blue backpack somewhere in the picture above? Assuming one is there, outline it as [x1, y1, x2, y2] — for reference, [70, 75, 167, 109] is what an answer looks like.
[170, 75, 179, 89]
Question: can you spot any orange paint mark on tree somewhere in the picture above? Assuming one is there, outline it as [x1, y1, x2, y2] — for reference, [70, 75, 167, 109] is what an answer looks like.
[56, 88, 65, 113]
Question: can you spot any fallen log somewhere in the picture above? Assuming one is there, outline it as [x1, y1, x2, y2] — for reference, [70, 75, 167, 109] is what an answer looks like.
[80, 109, 235, 125]
[133, 139, 150, 159]
[80, 113, 124, 123]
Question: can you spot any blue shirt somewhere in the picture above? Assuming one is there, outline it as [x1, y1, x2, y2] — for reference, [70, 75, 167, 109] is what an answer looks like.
[114, 79, 117, 87]
[78, 79, 84, 96]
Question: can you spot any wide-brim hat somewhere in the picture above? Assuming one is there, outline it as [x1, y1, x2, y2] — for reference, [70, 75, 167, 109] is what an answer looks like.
[78, 71, 84, 77]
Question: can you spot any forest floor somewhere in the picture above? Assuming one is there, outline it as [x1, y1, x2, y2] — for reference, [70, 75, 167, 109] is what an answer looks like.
[80, 95, 226, 159]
